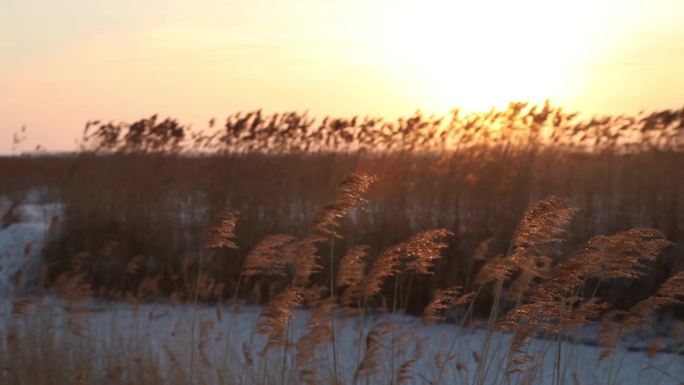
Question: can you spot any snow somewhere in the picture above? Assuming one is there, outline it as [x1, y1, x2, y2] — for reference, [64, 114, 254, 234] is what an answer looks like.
[0, 192, 62, 295]
[1, 299, 683, 384]
[1, 197, 683, 385]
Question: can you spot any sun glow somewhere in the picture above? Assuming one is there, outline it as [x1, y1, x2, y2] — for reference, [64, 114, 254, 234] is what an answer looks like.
[370, 0, 621, 113]
[2, 0, 683, 152]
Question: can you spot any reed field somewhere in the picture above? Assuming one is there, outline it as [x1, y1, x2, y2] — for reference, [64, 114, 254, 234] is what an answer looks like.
[1, 102, 684, 384]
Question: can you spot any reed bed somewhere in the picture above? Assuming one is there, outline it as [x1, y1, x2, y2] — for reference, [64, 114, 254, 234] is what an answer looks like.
[2, 173, 684, 385]
[1, 102, 684, 383]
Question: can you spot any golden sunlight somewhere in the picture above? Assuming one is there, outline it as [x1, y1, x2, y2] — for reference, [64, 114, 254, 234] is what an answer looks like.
[372, 0, 629, 112]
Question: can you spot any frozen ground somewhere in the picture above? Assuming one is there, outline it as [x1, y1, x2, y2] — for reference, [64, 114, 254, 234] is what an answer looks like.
[0, 191, 62, 295]
[1, 299, 683, 385]
[1, 197, 683, 384]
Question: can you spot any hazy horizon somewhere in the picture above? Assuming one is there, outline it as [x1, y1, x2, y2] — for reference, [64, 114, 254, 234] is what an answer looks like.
[2, 0, 684, 154]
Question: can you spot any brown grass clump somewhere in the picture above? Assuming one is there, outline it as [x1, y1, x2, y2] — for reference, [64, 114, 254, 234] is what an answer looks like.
[310, 172, 375, 238]
[336, 245, 369, 306]
[256, 287, 305, 355]
[423, 287, 462, 322]
[288, 236, 325, 287]
[576, 228, 672, 280]
[599, 270, 684, 356]
[11, 298, 42, 318]
[353, 322, 395, 382]
[6, 115, 684, 385]
[296, 295, 336, 383]
[496, 227, 673, 372]
[364, 229, 452, 300]
[477, 196, 578, 286]
[511, 196, 578, 260]
[242, 235, 297, 278]
[27, 116, 684, 313]
[403, 229, 454, 275]
[78, 103, 684, 153]
[337, 245, 369, 289]
[204, 209, 239, 249]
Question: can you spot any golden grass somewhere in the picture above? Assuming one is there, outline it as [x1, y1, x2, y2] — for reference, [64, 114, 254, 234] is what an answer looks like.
[3, 170, 684, 384]
[2, 102, 684, 384]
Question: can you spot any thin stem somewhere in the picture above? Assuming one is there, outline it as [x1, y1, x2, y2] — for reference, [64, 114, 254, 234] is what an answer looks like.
[431, 286, 483, 385]
[189, 251, 204, 385]
[280, 320, 291, 385]
[329, 235, 339, 384]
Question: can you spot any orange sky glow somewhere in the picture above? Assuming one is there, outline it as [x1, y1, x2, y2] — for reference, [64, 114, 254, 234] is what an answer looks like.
[1, 0, 683, 153]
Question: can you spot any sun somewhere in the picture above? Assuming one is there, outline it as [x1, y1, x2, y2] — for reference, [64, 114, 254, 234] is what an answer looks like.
[373, 0, 604, 113]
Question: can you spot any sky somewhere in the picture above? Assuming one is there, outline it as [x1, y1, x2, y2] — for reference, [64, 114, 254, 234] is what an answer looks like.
[1, 0, 683, 153]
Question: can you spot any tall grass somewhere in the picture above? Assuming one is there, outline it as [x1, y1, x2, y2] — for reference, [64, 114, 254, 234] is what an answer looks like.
[1, 102, 684, 384]
[2, 172, 683, 385]
[1, 103, 683, 314]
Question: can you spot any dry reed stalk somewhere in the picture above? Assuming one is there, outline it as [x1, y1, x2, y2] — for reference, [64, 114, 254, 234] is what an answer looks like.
[309, 172, 375, 383]
[310, 172, 375, 238]
[397, 358, 417, 384]
[67, 318, 89, 339]
[256, 287, 304, 355]
[353, 321, 394, 383]
[204, 209, 239, 249]
[337, 245, 369, 288]
[337, 245, 369, 307]
[403, 229, 453, 275]
[242, 234, 297, 278]
[480, 196, 578, 286]
[54, 272, 93, 308]
[498, 228, 671, 373]
[37, 139, 684, 313]
[363, 229, 452, 301]
[599, 269, 684, 357]
[473, 196, 577, 384]
[193, 208, 239, 384]
[295, 292, 335, 383]
[576, 228, 672, 280]
[11, 298, 42, 318]
[125, 255, 144, 276]
[83, 103, 684, 154]
[363, 244, 402, 301]
[423, 287, 462, 323]
[287, 235, 325, 286]
[473, 238, 495, 262]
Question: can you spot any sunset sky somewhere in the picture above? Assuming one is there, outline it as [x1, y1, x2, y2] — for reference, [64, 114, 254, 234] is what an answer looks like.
[2, 0, 683, 153]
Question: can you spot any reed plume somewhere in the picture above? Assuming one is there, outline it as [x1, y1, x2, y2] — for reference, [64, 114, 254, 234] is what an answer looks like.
[337, 245, 369, 288]
[296, 292, 335, 382]
[403, 229, 453, 275]
[475, 196, 577, 286]
[364, 229, 452, 300]
[507, 196, 577, 277]
[242, 234, 297, 278]
[310, 172, 375, 238]
[204, 209, 239, 249]
[11, 298, 42, 318]
[499, 227, 671, 371]
[600, 270, 684, 355]
[576, 228, 672, 280]
[336, 245, 369, 306]
[353, 322, 394, 382]
[256, 287, 304, 355]
[287, 235, 325, 286]
[423, 286, 462, 323]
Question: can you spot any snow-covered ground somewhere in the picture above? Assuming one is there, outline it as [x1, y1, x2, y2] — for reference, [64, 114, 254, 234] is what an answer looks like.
[2, 299, 683, 385]
[1, 196, 683, 385]
[0, 191, 62, 295]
